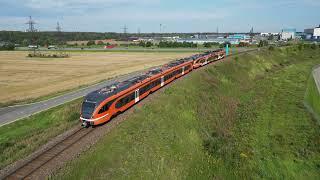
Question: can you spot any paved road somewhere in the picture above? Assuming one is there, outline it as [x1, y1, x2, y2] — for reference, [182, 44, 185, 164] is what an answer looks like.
[0, 71, 143, 126]
[313, 65, 320, 93]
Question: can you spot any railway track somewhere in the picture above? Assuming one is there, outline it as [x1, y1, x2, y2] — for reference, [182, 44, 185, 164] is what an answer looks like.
[1, 127, 94, 180]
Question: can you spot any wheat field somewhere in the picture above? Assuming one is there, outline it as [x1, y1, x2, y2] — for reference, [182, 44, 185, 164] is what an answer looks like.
[0, 51, 193, 104]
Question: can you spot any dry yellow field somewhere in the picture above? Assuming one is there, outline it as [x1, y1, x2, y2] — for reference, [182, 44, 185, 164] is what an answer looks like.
[0, 51, 193, 104]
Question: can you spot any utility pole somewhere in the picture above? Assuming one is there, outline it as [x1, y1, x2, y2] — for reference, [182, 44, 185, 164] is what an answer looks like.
[25, 16, 37, 55]
[56, 22, 63, 50]
[137, 27, 141, 37]
[56, 22, 62, 32]
[160, 24, 162, 39]
[26, 16, 37, 33]
[121, 25, 128, 35]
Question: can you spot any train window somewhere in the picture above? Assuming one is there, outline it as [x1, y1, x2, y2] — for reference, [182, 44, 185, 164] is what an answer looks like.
[82, 102, 96, 116]
[115, 92, 135, 109]
[98, 99, 116, 114]
[185, 65, 191, 71]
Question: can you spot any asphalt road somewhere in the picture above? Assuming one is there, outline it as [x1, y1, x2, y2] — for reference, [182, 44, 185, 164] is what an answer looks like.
[313, 65, 320, 93]
[0, 71, 142, 127]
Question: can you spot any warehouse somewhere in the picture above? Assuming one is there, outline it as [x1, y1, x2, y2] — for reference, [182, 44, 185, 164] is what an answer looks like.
[304, 25, 320, 40]
[281, 28, 296, 40]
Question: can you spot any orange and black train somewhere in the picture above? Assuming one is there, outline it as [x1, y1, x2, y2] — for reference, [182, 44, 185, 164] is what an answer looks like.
[80, 49, 226, 127]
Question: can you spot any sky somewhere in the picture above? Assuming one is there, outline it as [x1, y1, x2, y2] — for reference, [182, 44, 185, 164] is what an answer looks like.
[0, 0, 319, 33]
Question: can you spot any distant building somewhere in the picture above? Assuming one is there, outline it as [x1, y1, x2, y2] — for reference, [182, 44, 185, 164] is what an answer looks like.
[296, 32, 306, 39]
[281, 28, 296, 40]
[304, 25, 320, 40]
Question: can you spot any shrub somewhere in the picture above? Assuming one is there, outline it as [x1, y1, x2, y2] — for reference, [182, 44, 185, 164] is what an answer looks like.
[0, 43, 15, 51]
[146, 41, 153, 47]
[258, 40, 268, 47]
[97, 41, 104, 45]
[86, 40, 95, 46]
[268, 46, 275, 51]
[238, 42, 249, 47]
[220, 42, 231, 48]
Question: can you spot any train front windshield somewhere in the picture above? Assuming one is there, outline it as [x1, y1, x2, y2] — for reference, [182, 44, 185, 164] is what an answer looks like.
[81, 102, 96, 119]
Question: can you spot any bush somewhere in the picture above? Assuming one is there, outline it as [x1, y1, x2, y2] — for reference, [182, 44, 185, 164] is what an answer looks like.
[220, 42, 231, 48]
[0, 43, 15, 51]
[97, 41, 104, 45]
[86, 40, 95, 46]
[258, 40, 268, 47]
[297, 43, 304, 51]
[158, 41, 197, 48]
[238, 42, 249, 47]
[268, 46, 275, 51]
[203, 42, 212, 48]
[145, 41, 153, 47]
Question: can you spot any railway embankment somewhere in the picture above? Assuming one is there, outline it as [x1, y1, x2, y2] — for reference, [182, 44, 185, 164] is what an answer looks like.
[54, 46, 320, 179]
[305, 65, 320, 123]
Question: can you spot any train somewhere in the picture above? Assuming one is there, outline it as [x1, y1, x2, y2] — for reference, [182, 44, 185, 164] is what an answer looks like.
[80, 49, 226, 127]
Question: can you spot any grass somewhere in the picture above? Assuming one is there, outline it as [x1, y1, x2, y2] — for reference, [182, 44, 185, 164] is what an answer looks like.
[0, 98, 82, 169]
[53, 46, 320, 179]
[305, 74, 320, 123]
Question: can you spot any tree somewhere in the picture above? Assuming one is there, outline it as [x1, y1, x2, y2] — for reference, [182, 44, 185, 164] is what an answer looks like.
[203, 42, 212, 48]
[145, 41, 153, 47]
[97, 41, 104, 45]
[0, 43, 15, 51]
[220, 42, 231, 48]
[138, 41, 146, 47]
[268, 34, 274, 40]
[238, 42, 249, 47]
[258, 40, 268, 47]
[87, 40, 95, 46]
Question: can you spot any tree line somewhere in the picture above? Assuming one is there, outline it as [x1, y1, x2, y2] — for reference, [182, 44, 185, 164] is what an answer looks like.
[0, 31, 201, 46]
[158, 41, 197, 48]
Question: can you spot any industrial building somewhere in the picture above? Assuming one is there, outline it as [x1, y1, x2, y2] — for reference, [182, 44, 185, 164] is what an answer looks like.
[304, 25, 320, 40]
[281, 29, 296, 40]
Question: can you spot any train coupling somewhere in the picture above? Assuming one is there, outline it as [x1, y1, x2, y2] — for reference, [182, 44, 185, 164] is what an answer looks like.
[81, 121, 90, 128]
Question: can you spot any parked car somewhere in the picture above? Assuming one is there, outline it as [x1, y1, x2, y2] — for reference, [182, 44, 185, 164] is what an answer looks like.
[48, 45, 57, 49]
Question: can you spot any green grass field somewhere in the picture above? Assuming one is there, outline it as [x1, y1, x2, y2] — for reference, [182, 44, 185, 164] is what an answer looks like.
[0, 99, 81, 169]
[51, 46, 320, 179]
[305, 74, 320, 123]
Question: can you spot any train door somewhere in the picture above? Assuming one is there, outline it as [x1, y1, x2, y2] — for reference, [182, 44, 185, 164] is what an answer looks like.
[182, 67, 185, 75]
[135, 89, 139, 103]
[161, 76, 164, 87]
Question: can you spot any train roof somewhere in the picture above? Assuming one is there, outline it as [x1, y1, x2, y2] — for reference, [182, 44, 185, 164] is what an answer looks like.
[83, 49, 224, 105]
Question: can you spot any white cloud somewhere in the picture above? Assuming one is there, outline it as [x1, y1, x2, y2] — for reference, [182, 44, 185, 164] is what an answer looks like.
[24, 0, 159, 11]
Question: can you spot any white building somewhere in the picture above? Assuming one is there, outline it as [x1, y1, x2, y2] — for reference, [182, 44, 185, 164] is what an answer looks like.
[281, 29, 296, 40]
[304, 25, 320, 40]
